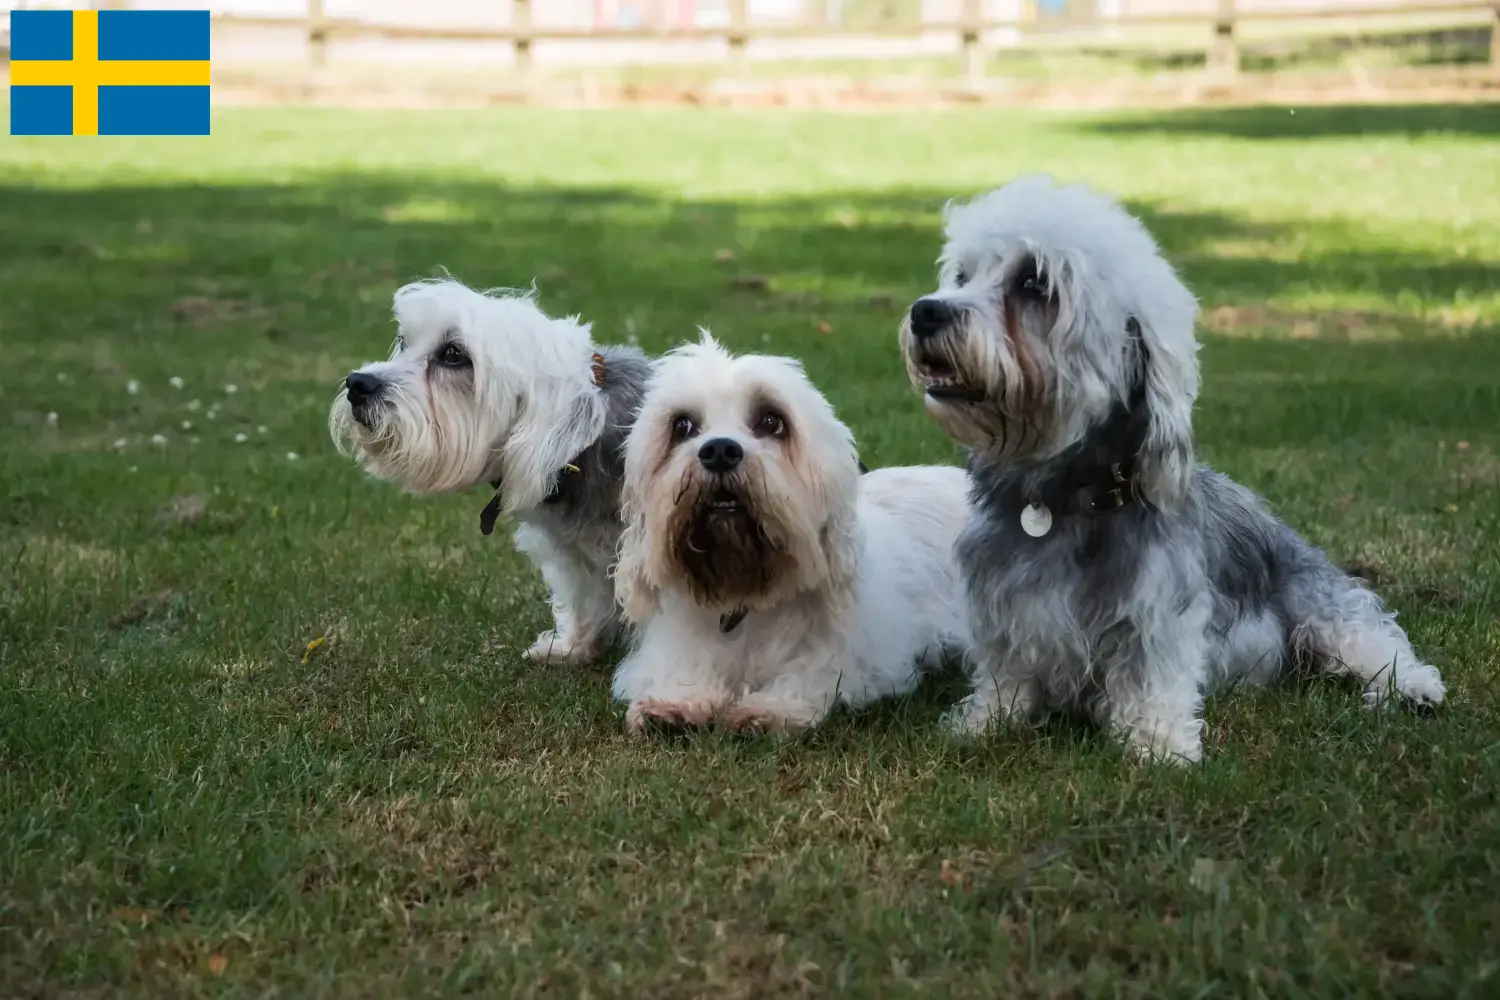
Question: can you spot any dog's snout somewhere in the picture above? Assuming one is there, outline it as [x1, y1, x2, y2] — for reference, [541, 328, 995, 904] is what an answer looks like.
[909, 298, 955, 340]
[698, 437, 744, 475]
[345, 371, 383, 403]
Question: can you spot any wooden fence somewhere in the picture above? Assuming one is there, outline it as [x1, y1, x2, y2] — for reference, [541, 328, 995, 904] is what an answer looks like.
[213, 0, 1500, 83]
[11, 0, 1493, 83]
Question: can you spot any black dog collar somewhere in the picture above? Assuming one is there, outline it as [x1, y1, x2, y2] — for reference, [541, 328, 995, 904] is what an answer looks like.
[478, 461, 583, 536]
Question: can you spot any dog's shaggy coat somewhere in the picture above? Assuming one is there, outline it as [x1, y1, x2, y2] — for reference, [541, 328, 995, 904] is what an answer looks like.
[612, 335, 974, 734]
[329, 278, 651, 665]
[899, 174, 1446, 762]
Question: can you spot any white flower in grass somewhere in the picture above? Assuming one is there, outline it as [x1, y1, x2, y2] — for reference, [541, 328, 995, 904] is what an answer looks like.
[128, 465, 139, 473]
[56, 372, 70, 384]
[181, 420, 193, 431]
[234, 433, 247, 443]
[46, 412, 59, 426]
[224, 383, 238, 395]
[126, 379, 141, 395]
[151, 434, 168, 446]
[190, 436, 200, 445]
[256, 425, 267, 435]
[206, 407, 219, 421]
[113, 437, 128, 450]
[186, 399, 202, 412]
[285, 451, 299, 461]
[169, 376, 184, 390]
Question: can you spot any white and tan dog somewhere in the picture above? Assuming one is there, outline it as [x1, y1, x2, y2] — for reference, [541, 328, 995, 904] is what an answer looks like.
[329, 278, 653, 666]
[611, 334, 974, 734]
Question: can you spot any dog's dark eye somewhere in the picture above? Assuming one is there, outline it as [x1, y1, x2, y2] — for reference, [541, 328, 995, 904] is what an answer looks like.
[753, 409, 787, 440]
[954, 267, 969, 288]
[1016, 273, 1049, 301]
[436, 343, 470, 368]
[670, 414, 696, 444]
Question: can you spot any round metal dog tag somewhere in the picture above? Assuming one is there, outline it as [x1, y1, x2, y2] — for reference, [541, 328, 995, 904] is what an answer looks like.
[1020, 503, 1053, 538]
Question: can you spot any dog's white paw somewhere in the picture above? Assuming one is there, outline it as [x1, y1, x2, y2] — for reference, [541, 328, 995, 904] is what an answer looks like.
[720, 696, 818, 736]
[942, 693, 1003, 735]
[1120, 716, 1204, 766]
[523, 630, 597, 666]
[626, 697, 720, 734]
[943, 679, 1040, 736]
[1363, 663, 1446, 709]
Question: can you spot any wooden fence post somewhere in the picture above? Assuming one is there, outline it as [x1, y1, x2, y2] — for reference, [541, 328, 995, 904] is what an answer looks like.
[727, 0, 749, 76]
[513, 0, 533, 81]
[1208, 0, 1238, 81]
[1491, 3, 1499, 70]
[307, 0, 326, 69]
[960, 0, 984, 88]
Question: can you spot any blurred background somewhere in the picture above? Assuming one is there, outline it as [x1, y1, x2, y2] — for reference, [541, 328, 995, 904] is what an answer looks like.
[4, 0, 1496, 107]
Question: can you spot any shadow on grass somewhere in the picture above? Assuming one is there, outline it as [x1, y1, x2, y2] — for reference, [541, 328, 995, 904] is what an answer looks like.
[1, 172, 1492, 325]
[1084, 101, 1500, 140]
[0, 169, 1495, 463]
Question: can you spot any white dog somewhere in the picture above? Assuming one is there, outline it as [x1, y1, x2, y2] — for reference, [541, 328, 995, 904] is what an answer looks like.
[328, 278, 653, 665]
[899, 174, 1446, 763]
[610, 334, 974, 734]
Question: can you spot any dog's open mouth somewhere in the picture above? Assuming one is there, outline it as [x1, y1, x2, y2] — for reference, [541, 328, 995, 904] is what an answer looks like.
[706, 487, 745, 515]
[686, 487, 751, 556]
[916, 351, 983, 402]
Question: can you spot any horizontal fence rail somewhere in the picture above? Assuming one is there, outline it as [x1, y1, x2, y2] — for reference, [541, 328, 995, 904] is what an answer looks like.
[4, 1, 1497, 86]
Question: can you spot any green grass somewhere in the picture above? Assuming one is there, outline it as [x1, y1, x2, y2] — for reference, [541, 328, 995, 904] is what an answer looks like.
[2, 103, 1499, 997]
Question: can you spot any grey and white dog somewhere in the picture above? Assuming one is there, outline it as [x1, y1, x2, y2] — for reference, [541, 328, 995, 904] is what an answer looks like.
[898, 174, 1446, 763]
[329, 278, 652, 665]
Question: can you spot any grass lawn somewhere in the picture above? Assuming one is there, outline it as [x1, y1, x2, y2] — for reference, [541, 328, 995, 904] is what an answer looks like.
[2, 102, 1499, 997]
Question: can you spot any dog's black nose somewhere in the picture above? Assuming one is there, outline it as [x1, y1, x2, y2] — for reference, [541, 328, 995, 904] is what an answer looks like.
[345, 371, 383, 403]
[909, 298, 955, 340]
[698, 437, 744, 475]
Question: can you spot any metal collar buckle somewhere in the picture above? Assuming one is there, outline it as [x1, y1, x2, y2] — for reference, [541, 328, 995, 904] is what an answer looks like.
[1090, 487, 1127, 512]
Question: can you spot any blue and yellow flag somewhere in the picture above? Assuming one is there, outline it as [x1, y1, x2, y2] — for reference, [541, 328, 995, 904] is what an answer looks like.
[9, 9, 211, 136]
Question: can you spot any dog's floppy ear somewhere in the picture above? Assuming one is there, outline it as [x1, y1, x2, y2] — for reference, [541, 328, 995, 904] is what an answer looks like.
[817, 504, 861, 620]
[1131, 271, 1200, 509]
[612, 514, 658, 623]
[612, 432, 661, 623]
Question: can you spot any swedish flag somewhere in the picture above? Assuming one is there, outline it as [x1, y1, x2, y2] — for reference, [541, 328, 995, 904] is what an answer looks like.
[9, 9, 210, 136]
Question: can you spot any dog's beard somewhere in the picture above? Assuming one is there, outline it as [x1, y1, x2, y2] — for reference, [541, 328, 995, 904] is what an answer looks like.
[901, 311, 1045, 457]
[328, 383, 495, 495]
[662, 471, 801, 611]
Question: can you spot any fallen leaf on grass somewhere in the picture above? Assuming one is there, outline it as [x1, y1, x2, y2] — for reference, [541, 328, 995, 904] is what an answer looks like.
[730, 274, 771, 292]
[301, 636, 327, 665]
[206, 954, 228, 976]
[817, 322, 833, 335]
[939, 859, 973, 891]
[1456, 441, 1470, 451]
[112, 906, 158, 925]
[713, 248, 736, 262]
